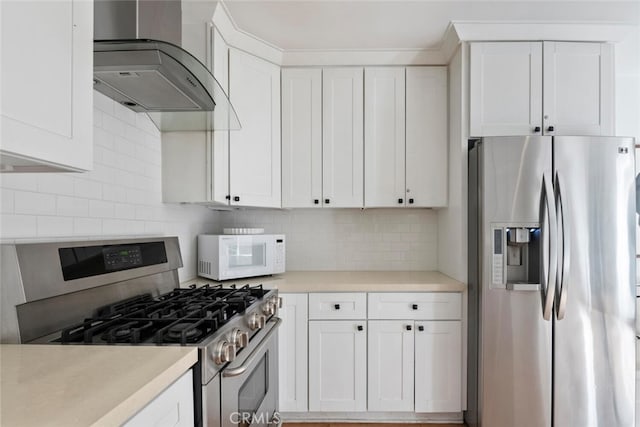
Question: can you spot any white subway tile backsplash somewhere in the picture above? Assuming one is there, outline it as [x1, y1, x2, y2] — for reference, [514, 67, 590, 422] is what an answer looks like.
[114, 104, 137, 126]
[36, 174, 76, 196]
[93, 107, 103, 128]
[114, 136, 136, 157]
[56, 196, 89, 217]
[1, 214, 37, 238]
[102, 114, 126, 137]
[14, 191, 56, 215]
[74, 179, 103, 199]
[124, 123, 147, 144]
[102, 184, 127, 203]
[37, 216, 74, 237]
[0, 174, 38, 192]
[114, 203, 136, 220]
[93, 91, 115, 115]
[73, 218, 102, 236]
[94, 127, 115, 150]
[1, 189, 14, 214]
[89, 200, 115, 218]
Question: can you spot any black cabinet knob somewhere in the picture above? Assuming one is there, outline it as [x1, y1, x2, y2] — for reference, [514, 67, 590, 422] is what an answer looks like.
[534, 126, 541, 133]
[406, 325, 412, 331]
[357, 325, 363, 331]
[412, 304, 418, 310]
[398, 198, 404, 204]
[233, 196, 240, 202]
[418, 325, 424, 332]
[324, 199, 330, 204]
[548, 126, 555, 132]
[408, 198, 414, 204]
[225, 195, 231, 200]
[314, 199, 319, 205]
[334, 304, 340, 310]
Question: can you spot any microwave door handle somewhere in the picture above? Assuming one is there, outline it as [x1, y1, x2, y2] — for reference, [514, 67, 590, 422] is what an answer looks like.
[540, 173, 558, 321]
[223, 317, 282, 378]
[555, 173, 570, 320]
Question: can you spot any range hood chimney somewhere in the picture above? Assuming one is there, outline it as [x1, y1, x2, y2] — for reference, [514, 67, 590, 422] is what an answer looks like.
[93, 0, 240, 131]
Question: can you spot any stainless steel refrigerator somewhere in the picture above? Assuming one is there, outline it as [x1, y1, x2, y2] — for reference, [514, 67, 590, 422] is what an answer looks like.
[466, 136, 636, 427]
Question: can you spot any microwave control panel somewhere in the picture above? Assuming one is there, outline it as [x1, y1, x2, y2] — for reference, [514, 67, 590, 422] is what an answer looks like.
[274, 238, 285, 273]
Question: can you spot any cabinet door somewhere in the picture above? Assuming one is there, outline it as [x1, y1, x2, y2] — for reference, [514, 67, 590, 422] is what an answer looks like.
[229, 49, 281, 207]
[322, 68, 364, 208]
[309, 321, 367, 412]
[278, 293, 309, 412]
[124, 370, 194, 427]
[1, 0, 93, 172]
[406, 67, 448, 207]
[282, 68, 323, 208]
[367, 320, 414, 412]
[543, 42, 613, 136]
[470, 42, 543, 137]
[414, 321, 462, 413]
[364, 68, 406, 207]
[211, 26, 230, 204]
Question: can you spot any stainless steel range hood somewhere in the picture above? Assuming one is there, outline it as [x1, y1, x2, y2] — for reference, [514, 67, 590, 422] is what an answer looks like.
[93, 0, 240, 131]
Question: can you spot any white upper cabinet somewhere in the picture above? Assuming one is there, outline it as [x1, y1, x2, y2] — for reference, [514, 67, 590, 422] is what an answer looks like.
[1, 0, 93, 172]
[322, 68, 364, 208]
[229, 49, 281, 207]
[470, 42, 543, 137]
[470, 41, 614, 137]
[282, 68, 323, 208]
[211, 26, 230, 205]
[542, 41, 613, 136]
[364, 68, 406, 208]
[405, 67, 448, 207]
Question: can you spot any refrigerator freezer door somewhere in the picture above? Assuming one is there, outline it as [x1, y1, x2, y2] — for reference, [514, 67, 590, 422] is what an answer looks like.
[473, 136, 553, 427]
[553, 136, 636, 427]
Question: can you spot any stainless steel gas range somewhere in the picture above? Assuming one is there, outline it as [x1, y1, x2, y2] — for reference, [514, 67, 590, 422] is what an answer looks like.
[0, 236, 282, 427]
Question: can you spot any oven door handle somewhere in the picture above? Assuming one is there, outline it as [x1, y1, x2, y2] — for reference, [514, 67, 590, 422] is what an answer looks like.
[223, 317, 282, 378]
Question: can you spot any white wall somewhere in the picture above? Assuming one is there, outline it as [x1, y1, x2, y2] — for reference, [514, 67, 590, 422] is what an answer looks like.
[0, 92, 220, 281]
[216, 208, 439, 271]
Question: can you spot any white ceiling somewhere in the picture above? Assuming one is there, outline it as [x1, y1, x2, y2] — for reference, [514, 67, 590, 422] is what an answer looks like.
[223, 1, 640, 50]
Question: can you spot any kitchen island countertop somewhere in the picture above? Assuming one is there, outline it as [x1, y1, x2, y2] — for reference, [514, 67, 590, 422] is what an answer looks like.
[0, 344, 197, 427]
[183, 270, 465, 292]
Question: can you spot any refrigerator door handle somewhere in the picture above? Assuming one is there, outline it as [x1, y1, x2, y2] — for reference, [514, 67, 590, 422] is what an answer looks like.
[540, 173, 558, 321]
[555, 172, 570, 320]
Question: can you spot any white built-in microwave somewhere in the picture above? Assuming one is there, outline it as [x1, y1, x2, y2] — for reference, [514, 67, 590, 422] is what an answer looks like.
[197, 234, 285, 281]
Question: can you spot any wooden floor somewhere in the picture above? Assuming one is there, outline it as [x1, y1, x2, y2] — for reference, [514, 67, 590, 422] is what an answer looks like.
[284, 424, 464, 427]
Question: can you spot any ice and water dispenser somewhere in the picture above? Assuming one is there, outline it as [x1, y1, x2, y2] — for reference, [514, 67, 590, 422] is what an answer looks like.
[491, 225, 541, 290]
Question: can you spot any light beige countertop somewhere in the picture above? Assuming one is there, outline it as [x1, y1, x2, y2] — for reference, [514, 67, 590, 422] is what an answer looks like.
[182, 270, 465, 293]
[0, 344, 197, 427]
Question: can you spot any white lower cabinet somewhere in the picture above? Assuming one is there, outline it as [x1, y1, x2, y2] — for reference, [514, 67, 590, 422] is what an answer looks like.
[415, 321, 462, 413]
[368, 320, 415, 412]
[309, 320, 367, 412]
[124, 370, 194, 426]
[278, 293, 309, 412]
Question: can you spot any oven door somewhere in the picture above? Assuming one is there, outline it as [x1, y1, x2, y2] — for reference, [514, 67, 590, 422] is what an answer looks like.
[221, 318, 281, 427]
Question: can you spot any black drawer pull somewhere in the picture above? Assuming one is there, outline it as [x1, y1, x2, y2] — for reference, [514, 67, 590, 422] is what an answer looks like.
[548, 126, 555, 132]
[325, 198, 330, 204]
[314, 199, 319, 205]
[233, 196, 240, 202]
[534, 126, 541, 133]
[418, 325, 424, 332]
[406, 325, 412, 331]
[408, 198, 414, 204]
[398, 198, 403, 204]
[357, 325, 364, 331]
[412, 304, 418, 310]
[334, 304, 340, 310]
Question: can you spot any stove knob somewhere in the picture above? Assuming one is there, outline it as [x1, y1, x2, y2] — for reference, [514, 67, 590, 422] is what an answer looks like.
[262, 302, 275, 316]
[230, 329, 249, 349]
[258, 314, 266, 328]
[213, 340, 236, 365]
[248, 313, 262, 331]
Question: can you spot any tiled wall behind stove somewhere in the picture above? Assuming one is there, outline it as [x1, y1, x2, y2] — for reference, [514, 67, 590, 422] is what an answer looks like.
[217, 209, 438, 271]
[0, 92, 219, 281]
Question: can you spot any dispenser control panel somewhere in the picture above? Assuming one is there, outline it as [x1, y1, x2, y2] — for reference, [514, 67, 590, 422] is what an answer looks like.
[492, 228, 504, 285]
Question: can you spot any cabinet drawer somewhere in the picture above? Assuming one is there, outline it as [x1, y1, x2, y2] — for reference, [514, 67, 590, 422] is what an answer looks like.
[368, 293, 461, 320]
[309, 293, 367, 319]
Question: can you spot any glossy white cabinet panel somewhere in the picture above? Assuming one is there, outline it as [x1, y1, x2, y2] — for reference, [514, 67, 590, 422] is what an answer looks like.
[406, 67, 448, 207]
[124, 370, 194, 427]
[278, 293, 309, 412]
[229, 49, 281, 207]
[282, 68, 323, 208]
[364, 68, 406, 208]
[309, 320, 367, 412]
[414, 321, 462, 413]
[322, 68, 364, 208]
[368, 292, 462, 320]
[309, 292, 367, 320]
[1, 0, 93, 172]
[211, 26, 230, 204]
[470, 42, 543, 137]
[543, 41, 613, 136]
[368, 320, 415, 412]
